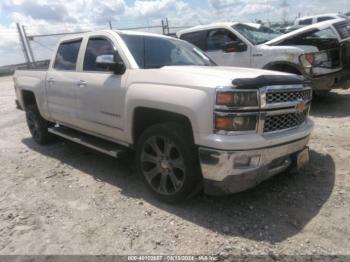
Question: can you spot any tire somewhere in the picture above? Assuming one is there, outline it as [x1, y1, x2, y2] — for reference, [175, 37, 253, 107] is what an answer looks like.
[25, 105, 54, 145]
[268, 65, 302, 75]
[314, 90, 331, 98]
[136, 122, 202, 203]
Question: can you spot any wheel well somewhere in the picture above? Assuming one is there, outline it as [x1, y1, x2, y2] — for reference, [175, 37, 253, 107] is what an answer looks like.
[132, 107, 194, 145]
[21, 90, 37, 109]
[266, 64, 302, 75]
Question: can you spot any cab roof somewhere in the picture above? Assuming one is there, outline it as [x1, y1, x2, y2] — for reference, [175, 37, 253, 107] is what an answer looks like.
[176, 22, 266, 37]
[58, 29, 173, 42]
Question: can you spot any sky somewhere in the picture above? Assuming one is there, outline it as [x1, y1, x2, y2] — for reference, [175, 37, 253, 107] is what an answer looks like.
[0, 0, 350, 66]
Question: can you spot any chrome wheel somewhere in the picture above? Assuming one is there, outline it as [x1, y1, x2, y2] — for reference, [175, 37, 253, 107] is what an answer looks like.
[140, 136, 186, 195]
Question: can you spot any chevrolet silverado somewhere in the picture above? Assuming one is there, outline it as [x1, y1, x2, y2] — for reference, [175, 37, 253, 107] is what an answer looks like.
[14, 30, 313, 203]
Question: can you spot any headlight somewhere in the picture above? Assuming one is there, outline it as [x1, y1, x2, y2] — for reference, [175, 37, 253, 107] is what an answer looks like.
[216, 91, 258, 108]
[300, 52, 330, 68]
[215, 114, 257, 132]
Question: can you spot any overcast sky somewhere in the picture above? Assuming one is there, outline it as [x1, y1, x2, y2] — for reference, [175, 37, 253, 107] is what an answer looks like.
[0, 0, 349, 66]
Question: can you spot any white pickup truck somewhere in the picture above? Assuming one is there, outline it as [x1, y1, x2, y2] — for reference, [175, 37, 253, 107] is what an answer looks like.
[14, 30, 313, 203]
[177, 19, 350, 94]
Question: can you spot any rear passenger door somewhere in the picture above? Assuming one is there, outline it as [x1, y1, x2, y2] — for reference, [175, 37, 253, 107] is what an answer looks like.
[46, 39, 82, 126]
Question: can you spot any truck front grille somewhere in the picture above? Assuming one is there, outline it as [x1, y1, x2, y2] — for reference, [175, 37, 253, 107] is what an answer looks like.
[341, 41, 350, 68]
[264, 110, 307, 133]
[266, 89, 312, 104]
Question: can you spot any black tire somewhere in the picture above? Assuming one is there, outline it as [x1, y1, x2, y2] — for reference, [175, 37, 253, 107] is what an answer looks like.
[136, 122, 202, 203]
[314, 90, 331, 98]
[268, 65, 302, 75]
[25, 105, 54, 145]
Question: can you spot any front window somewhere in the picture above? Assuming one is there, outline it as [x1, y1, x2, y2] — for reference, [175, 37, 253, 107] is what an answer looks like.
[83, 37, 122, 71]
[120, 34, 216, 69]
[233, 24, 281, 45]
[206, 29, 242, 51]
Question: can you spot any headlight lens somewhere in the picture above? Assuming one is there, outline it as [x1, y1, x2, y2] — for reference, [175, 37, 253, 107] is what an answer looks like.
[301, 52, 330, 67]
[215, 114, 257, 132]
[216, 91, 258, 107]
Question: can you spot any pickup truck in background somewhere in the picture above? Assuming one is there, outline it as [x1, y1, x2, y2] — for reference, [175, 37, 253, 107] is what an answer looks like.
[177, 18, 350, 95]
[14, 30, 313, 203]
[281, 13, 347, 33]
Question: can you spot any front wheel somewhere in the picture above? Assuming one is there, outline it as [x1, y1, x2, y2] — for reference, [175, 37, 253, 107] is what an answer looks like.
[136, 122, 201, 203]
[314, 90, 331, 98]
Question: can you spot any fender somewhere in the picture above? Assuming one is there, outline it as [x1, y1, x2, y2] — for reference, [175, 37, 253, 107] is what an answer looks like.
[263, 61, 305, 76]
[123, 83, 214, 145]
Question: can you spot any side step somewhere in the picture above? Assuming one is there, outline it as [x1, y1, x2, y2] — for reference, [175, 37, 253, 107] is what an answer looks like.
[48, 126, 128, 158]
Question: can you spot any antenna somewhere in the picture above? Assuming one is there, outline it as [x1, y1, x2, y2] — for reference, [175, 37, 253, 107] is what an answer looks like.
[281, 0, 288, 25]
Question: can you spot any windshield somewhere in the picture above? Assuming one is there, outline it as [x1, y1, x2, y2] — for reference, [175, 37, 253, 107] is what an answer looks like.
[233, 24, 281, 45]
[120, 34, 216, 69]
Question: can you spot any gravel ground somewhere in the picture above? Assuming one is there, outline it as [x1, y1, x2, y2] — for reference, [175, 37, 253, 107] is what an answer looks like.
[0, 76, 349, 256]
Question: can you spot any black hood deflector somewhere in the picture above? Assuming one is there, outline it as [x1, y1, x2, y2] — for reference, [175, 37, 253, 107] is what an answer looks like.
[232, 75, 306, 89]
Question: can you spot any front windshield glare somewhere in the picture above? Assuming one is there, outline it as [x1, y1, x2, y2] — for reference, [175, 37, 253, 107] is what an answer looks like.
[233, 24, 281, 45]
[120, 34, 216, 69]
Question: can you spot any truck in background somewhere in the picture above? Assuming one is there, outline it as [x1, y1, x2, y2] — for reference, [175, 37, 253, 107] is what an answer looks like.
[177, 18, 350, 95]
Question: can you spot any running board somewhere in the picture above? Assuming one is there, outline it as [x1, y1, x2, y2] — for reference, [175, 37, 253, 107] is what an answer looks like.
[48, 127, 128, 158]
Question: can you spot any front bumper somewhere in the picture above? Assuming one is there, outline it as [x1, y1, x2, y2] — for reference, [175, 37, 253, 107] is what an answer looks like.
[199, 136, 310, 195]
[309, 68, 350, 90]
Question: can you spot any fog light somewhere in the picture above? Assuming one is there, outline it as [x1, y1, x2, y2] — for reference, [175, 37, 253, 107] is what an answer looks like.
[234, 155, 251, 168]
[234, 155, 261, 169]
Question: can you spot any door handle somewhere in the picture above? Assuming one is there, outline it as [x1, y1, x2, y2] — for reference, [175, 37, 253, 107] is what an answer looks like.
[77, 80, 87, 87]
[47, 78, 55, 84]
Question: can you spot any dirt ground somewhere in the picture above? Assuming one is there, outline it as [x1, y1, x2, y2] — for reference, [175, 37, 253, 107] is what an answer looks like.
[0, 75, 349, 256]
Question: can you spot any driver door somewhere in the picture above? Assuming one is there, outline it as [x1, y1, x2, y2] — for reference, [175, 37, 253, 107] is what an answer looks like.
[74, 36, 127, 141]
[204, 29, 251, 67]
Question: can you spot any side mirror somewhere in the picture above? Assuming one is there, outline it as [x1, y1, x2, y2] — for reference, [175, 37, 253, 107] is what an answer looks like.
[96, 54, 126, 75]
[223, 41, 248, 53]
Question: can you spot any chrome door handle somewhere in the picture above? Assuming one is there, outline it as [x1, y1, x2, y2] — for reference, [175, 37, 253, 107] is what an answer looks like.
[77, 80, 87, 87]
[47, 78, 55, 84]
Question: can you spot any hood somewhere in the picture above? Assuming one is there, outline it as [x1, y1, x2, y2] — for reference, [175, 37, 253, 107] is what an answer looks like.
[259, 44, 319, 53]
[160, 65, 289, 79]
[130, 66, 299, 91]
[265, 18, 346, 46]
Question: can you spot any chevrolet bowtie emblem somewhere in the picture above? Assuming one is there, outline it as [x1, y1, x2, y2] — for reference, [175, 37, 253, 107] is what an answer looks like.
[296, 101, 306, 113]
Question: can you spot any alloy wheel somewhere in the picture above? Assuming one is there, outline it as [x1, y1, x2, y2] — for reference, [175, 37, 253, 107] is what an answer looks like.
[140, 135, 186, 195]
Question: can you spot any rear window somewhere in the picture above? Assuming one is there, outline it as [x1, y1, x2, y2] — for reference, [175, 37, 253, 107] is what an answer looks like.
[317, 16, 334, 22]
[299, 18, 313, 25]
[54, 40, 82, 71]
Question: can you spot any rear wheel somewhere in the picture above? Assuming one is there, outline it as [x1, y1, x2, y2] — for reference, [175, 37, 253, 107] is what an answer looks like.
[26, 105, 54, 145]
[136, 122, 201, 203]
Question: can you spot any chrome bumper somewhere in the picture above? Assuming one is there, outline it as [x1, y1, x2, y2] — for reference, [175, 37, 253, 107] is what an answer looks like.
[199, 136, 310, 195]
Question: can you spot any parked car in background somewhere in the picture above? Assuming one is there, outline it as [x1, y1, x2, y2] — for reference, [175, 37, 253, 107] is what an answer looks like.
[14, 30, 313, 203]
[282, 13, 350, 33]
[177, 18, 350, 94]
[294, 13, 348, 27]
